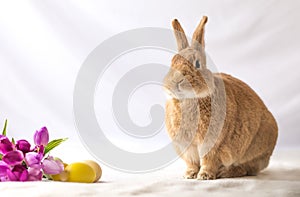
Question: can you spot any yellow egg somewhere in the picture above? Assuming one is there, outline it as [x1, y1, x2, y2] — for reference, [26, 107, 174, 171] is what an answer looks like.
[83, 160, 102, 182]
[65, 162, 96, 183]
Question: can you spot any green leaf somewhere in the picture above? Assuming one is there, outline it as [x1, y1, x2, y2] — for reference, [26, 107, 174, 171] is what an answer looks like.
[2, 119, 8, 136]
[12, 137, 15, 145]
[0, 153, 2, 160]
[44, 138, 68, 155]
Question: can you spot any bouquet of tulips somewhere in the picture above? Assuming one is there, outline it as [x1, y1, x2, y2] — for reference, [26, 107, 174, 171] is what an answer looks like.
[0, 120, 67, 181]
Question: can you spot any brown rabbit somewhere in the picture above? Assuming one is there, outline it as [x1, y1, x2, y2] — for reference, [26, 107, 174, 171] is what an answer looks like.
[163, 16, 278, 180]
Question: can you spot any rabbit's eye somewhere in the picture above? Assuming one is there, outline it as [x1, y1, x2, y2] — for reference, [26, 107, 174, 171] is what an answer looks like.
[195, 60, 201, 69]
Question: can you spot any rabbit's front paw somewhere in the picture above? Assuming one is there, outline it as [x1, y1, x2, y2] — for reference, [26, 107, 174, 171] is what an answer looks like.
[184, 169, 198, 179]
[197, 170, 216, 180]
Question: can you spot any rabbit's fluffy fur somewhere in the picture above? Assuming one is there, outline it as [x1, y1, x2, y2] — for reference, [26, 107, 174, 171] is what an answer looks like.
[163, 16, 278, 180]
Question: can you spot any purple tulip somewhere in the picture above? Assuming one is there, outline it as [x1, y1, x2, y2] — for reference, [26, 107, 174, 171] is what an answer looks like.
[34, 127, 49, 146]
[27, 166, 43, 181]
[42, 157, 64, 175]
[2, 150, 24, 166]
[0, 176, 8, 182]
[0, 125, 67, 182]
[0, 161, 10, 177]
[6, 165, 28, 181]
[25, 152, 43, 167]
[0, 136, 14, 154]
[30, 163, 42, 170]
[16, 139, 31, 153]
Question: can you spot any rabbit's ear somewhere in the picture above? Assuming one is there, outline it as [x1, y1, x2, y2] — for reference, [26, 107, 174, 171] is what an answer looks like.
[192, 16, 208, 50]
[172, 19, 189, 51]
[192, 16, 208, 69]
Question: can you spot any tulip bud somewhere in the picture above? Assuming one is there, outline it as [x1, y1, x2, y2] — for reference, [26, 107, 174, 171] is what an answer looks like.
[25, 152, 43, 168]
[0, 136, 14, 154]
[28, 166, 43, 181]
[7, 165, 28, 181]
[42, 157, 64, 175]
[34, 127, 49, 146]
[0, 161, 9, 177]
[2, 150, 24, 166]
[16, 139, 31, 153]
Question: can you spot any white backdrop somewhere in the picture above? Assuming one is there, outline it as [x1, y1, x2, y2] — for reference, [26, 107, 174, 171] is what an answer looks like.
[0, 0, 299, 159]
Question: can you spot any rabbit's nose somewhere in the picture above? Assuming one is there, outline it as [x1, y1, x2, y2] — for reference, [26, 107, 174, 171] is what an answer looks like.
[178, 79, 184, 83]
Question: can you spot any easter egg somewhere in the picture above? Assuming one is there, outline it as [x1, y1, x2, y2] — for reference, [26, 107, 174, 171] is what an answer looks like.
[65, 162, 96, 183]
[83, 160, 102, 182]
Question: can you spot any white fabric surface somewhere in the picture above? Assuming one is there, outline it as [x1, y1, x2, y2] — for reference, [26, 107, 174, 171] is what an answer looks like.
[0, 149, 299, 197]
